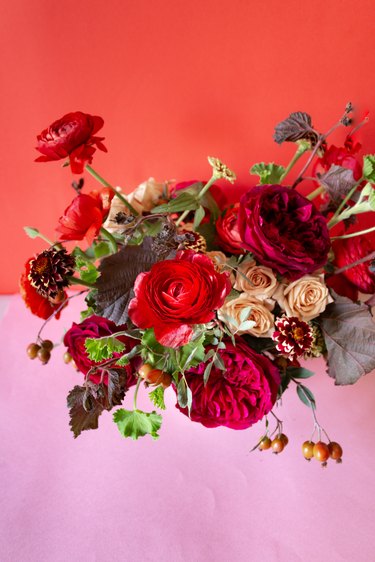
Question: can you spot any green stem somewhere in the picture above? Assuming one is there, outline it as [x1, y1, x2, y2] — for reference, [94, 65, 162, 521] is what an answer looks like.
[327, 181, 361, 228]
[175, 174, 216, 226]
[332, 225, 375, 240]
[280, 143, 309, 182]
[68, 276, 96, 289]
[100, 227, 118, 253]
[133, 377, 142, 410]
[307, 186, 325, 201]
[85, 164, 138, 215]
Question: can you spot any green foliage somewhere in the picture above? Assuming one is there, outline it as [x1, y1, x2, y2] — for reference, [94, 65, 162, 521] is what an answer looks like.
[177, 377, 193, 414]
[250, 163, 285, 184]
[363, 154, 375, 182]
[296, 384, 316, 410]
[85, 336, 125, 362]
[288, 367, 315, 379]
[151, 191, 199, 213]
[93, 241, 111, 259]
[149, 386, 166, 410]
[24, 226, 41, 239]
[80, 306, 96, 321]
[141, 329, 205, 372]
[113, 408, 162, 440]
[193, 205, 205, 229]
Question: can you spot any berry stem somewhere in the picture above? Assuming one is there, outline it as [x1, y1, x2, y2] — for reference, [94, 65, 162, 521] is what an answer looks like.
[133, 376, 142, 410]
[307, 185, 325, 200]
[36, 289, 88, 342]
[85, 164, 139, 215]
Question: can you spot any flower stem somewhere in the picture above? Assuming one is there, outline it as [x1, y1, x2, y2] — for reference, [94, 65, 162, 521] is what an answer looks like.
[332, 225, 375, 240]
[100, 227, 118, 253]
[175, 174, 215, 227]
[307, 185, 325, 201]
[133, 377, 142, 410]
[334, 250, 375, 275]
[68, 276, 96, 288]
[327, 182, 361, 228]
[280, 143, 309, 182]
[85, 164, 138, 215]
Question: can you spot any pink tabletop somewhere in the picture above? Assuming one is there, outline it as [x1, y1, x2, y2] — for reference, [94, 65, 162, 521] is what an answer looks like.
[1, 295, 375, 562]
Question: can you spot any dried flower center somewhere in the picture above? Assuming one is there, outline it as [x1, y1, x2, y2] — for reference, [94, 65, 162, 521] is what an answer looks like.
[292, 327, 305, 341]
[33, 256, 50, 275]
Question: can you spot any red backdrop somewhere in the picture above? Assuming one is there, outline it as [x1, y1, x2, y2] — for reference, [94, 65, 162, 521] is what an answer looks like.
[1, 0, 375, 292]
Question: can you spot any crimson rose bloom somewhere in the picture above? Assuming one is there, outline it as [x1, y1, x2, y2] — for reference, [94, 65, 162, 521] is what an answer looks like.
[329, 237, 375, 299]
[56, 193, 105, 245]
[128, 250, 231, 348]
[63, 315, 137, 385]
[19, 259, 66, 320]
[35, 111, 107, 174]
[216, 204, 244, 254]
[238, 185, 330, 278]
[176, 339, 280, 429]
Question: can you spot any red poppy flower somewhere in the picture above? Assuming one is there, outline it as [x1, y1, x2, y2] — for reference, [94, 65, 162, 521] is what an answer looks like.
[56, 193, 106, 245]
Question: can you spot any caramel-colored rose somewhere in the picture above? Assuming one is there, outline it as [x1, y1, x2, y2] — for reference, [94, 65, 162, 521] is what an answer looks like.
[127, 177, 167, 214]
[218, 294, 275, 337]
[206, 251, 235, 284]
[274, 274, 333, 321]
[234, 259, 278, 299]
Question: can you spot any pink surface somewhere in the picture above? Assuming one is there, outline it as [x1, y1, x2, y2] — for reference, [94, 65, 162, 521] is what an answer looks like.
[1, 295, 375, 562]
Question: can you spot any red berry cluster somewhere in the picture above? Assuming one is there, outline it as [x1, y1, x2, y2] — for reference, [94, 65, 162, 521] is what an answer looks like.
[302, 440, 343, 466]
[258, 433, 289, 454]
[138, 363, 172, 389]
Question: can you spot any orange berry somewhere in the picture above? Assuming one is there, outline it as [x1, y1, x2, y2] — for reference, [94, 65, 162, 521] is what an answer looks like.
[258, 436, 272, 451]
[302, 441, 315, 460]
[63, 351, 72, 364]
[161, 373, 172, 389]
[280, 433, 289, 446]
[271, 437, 285, 454]
[138, 364, 154, 380]
[328, 442, 343, 462]
[313, 441, 330, 463]
[27, 343, 40, 359]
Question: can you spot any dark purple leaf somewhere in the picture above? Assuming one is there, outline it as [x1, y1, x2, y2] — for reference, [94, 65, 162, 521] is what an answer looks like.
[320, 294, 375, 385]
[273, 111, 318, 145]
[67, 384, 106, 438]
[318, 165, 357, 204]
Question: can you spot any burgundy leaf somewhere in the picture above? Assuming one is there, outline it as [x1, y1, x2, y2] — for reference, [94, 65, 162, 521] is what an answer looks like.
[273, 111, 318, 145]
[318, 164, 357, 204]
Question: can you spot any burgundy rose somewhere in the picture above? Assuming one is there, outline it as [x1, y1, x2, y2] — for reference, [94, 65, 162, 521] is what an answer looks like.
[35, 111, 107, 174]
[63, 315, 137, 385]
[238, 185, 331, 278]
[329, 237, 375, 299]
[215, 204, 244, 254]
[128, 250, 231, 348]
[175, 339, 280, 429]
[56, 193, 105, 245]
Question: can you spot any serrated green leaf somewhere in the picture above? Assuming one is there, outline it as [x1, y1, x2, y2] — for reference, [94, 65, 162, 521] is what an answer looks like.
[148, 386, 166, 410]
[85, 336, 125, 362]
[193, 205, 205, 229]
[250, 162, 286, 184]
[296, 384, 316, 409]
[115, 355, 129, 366]
[80, 306, 96, 321]
[113, 409, 162, 440]
[288, 367, 315, 379]
[363, 154, 375, 182]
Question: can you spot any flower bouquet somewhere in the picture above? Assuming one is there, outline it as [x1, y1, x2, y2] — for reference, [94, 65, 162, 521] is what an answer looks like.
[21, 104, 375, 465]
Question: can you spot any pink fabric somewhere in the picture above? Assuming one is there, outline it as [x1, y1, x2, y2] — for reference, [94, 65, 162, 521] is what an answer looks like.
[1, 295, 375, 562]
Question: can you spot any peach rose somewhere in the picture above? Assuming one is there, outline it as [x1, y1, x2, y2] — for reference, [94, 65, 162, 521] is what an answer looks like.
[234, 259, 278, 299]
[274, 274, 333, 321]
[218, 294, 275, 337]
[127, 177, 167, 214]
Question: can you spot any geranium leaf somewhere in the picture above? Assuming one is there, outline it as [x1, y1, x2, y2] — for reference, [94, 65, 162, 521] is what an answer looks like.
[95, 237, 160, 325]
[84, 336, 125, 362]
[148, 386, 166, 410]
[318, 164, 357, 204]
[320, 294, 375, 385]
[363, 154, 375, 182]
[250, 162, 285, 184]
[113, 409, 162, 440]
[273, 111, 317, 145]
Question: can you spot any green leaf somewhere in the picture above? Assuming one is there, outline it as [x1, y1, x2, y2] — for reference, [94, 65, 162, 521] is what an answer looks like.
[80, 306, 96, 321]
[203, 361, 214, 385]
[296, 384, 316, 409]
[250, 163, 286, 184]
[193, 205, 205, 229]
[149, 386, 166, 410]
[113, 409, 162, 440]
[177, 378, 188, 408]
[363, 154, 375, 182]
[151, 192, 199, 213]
[116, 344, 142, 366]
[85, 336, 125, 362]
[288, 367, 315, 379]
[94, 241, 111, 259]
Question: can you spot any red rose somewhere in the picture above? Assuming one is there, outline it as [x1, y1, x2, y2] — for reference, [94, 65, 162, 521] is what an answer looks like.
[63, 315, 138, 385]
[215, 204, 244, 254]
[56, 193, 105, 245]
[330, 237, 375, 298]
[128, 250, 231, 348]
[19, 258, 67, 320]
[238, 185, 331, 279]
[175, 339, 280, 429]
[35, 111, 107, 174]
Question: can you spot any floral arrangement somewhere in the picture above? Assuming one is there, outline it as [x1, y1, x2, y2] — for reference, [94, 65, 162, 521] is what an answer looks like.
[22, 104, 375, 466]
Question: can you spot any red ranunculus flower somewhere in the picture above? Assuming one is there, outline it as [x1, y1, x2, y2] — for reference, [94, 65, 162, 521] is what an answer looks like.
[63, 315, 138, 385]
[128, 250, 231, 348]
[215, 204, 244, 254]
[56, 193, 105, 245]
[35, 111, 107, 174]
[312, 136, 362, 181]
[330, 237, 375, 297]
[20, 258, 67, 320]
[238, 185, 331, 279]
[175, 339, 280, 429]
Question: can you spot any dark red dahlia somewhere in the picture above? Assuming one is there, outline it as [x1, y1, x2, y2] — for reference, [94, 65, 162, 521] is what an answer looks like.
[28, 248, 75, 299]
[272, 317, 313, 358]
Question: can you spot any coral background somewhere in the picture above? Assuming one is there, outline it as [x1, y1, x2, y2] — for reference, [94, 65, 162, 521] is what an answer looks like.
[1, 0, 375, 292]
